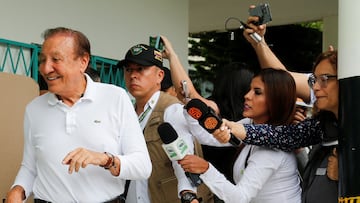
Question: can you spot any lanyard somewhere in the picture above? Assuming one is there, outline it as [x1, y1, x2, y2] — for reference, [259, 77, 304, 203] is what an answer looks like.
[138, 105, 152, 123]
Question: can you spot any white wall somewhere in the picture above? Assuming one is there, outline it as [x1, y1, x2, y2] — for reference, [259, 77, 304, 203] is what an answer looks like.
[0, 0, 189, 68]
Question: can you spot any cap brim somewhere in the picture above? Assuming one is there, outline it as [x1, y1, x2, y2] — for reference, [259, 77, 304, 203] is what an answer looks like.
[116, 59, 158, 68]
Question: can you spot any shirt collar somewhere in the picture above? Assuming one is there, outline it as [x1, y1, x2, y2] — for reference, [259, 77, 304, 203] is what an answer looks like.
[146, 91, 160, 109]
[47, 73, 95, 106]
[135, 91, 160, 110]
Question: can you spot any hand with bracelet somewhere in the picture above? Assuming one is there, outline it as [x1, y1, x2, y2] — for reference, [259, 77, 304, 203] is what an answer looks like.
[180, 190, 202, 203]
[62, 148, 120, 176]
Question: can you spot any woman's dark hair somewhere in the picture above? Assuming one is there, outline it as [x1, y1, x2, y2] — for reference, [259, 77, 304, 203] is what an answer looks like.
[258, 68, 297, 125]
[205, 62, 255, 183]
[160, 66, 173, 91]
[211, 62, 255, 121]
[313, 50, 337, 72]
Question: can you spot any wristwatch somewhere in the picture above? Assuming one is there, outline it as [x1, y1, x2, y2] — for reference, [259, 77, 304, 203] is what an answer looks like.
[100, 152, 115, 169]
[181, 192, 198, 203]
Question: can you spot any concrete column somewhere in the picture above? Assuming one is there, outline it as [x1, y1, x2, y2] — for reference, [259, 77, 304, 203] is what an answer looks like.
[338, 0, 360, 202]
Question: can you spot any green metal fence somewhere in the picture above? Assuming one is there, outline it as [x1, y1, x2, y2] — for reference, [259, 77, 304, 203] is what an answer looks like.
[90, 55, 125, 88]
[0, 38, 125, 88]
[0, 38, 39, 82]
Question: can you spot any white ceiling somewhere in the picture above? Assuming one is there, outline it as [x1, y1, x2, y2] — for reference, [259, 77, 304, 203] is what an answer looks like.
[189, 0, 338, 33]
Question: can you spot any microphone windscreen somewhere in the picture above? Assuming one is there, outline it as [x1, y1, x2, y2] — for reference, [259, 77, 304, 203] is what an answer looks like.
[185, 98, 208, 120]
[157, 122, 178, 144]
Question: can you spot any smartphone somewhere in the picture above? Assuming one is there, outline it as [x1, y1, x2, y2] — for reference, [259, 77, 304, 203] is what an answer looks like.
[181, 80, 190, 99]
[249, 3, 272, 25]
[296, 101, 313, 118]
[149, 36, 164, 51]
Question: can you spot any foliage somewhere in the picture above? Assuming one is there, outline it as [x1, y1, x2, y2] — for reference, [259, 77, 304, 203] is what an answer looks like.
[301, 21, 323, 31]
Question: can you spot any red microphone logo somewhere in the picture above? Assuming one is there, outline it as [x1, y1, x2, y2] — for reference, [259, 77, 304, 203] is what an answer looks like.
[204, 117, 219, 131]
[187, 107, 202, 120]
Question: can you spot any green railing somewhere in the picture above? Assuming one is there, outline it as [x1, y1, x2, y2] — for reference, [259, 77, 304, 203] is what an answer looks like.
[0, 38, 39, 82]
[90, 55, 125, 88]
[0, 38, 125, 88]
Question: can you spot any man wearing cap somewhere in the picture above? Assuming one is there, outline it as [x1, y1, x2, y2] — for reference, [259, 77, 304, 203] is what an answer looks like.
[118, 44, 205, 203]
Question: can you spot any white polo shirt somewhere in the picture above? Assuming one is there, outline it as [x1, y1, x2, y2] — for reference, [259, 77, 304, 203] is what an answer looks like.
[13, 75, 152, 202]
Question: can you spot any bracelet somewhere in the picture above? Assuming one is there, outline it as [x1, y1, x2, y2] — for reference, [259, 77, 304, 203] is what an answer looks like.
[100, 152, 115, 169]
[181, 191, 201, 203]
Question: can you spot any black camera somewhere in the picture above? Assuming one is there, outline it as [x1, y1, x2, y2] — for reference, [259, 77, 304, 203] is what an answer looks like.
[249, 3, 272, 25]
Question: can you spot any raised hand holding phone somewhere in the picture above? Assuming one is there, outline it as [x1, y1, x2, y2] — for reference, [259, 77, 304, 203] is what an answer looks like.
[149, 35, 164, 51]
[248, 3, 272, 25]
[181, 80, 190, 102]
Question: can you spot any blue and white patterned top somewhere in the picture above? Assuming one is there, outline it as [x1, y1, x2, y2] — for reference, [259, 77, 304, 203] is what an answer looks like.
[243, 117, 323, 152]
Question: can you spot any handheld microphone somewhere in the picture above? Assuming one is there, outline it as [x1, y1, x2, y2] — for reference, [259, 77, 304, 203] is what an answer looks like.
[185, 98, 242, 146]
[157, 122, 203, 187]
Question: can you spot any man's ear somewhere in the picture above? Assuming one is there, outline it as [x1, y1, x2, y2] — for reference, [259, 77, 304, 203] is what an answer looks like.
[157, 68, 164, 84]
[80, 53, 90, 73]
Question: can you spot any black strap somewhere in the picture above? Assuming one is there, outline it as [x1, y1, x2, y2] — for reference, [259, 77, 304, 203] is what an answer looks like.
[244, 146, 252, 168]
[120, 180, 131, 200]
[34, 199, 51, 203]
